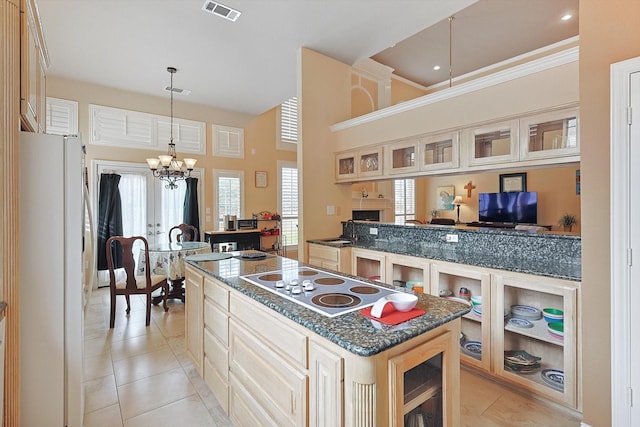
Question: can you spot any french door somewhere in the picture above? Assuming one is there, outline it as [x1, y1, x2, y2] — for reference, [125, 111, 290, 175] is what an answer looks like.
[93, 161, 202, 284]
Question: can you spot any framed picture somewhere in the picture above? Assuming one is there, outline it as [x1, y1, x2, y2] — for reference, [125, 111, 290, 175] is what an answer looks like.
[499, 172, 527, 192]
[436, 185, 455, 210]
[255, 171, 267, 188]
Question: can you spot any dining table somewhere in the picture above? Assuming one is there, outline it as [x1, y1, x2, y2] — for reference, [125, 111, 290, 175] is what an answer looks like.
[138, 241, 211, 303]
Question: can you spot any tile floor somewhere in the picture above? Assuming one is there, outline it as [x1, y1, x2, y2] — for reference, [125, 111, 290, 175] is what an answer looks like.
[83, 287, 582, 427]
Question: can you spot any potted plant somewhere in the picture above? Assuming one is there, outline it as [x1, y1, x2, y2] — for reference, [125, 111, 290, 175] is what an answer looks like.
[558, 213, 578, 232]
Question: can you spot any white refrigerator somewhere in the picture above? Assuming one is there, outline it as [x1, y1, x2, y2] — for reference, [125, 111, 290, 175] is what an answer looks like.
[19, 132, 86, 427]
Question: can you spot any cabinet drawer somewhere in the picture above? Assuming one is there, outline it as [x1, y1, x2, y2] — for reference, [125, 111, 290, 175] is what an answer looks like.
[204, 353, 228, 414]
[230, 293, 307, 368]
[229, 324, 307, 427]
[308, 244, 339, 263]
[204, 298, 228, 345]
[204, 328, 228, 381]
[203, 331, 229, 414]
[204, 276, 229, 310]
[229, 373, 280, 427]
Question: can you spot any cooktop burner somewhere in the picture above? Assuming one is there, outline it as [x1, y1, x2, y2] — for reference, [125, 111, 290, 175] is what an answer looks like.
[240, 266, 400, 317]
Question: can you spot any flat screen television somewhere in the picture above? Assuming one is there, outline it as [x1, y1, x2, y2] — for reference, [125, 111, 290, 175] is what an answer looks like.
[478, 191, 538, 224]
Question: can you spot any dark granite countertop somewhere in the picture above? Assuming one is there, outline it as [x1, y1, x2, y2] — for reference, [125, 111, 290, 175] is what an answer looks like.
[186, 255, 470, 357]
[309, 224, 581, 281]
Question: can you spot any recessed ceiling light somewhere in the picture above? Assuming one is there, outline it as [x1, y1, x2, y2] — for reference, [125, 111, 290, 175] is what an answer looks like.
[561, 14, 573, 21]
[433, 65, 441, 71]
[202, 0, 241, 22]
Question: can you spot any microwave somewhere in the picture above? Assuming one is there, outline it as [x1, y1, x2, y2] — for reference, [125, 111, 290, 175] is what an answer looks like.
[237, 218, 257, 230]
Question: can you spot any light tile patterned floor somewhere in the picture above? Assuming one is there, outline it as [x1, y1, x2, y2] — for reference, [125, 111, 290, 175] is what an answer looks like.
[83, 287, 581, 427]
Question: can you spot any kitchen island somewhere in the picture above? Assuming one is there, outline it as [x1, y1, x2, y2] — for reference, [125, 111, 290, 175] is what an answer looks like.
[185, 252, 470, 427]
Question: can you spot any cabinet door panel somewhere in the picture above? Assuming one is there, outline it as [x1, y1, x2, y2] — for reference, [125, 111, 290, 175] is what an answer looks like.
[309, 341, 343, 427]
[229, 322, 307, 427]
[185, 266, 204, 375]
[204, 297, 228, 345]
[230, 293, 307, 367]
[492, 273, 579, 409]
[204, 276, 229, 310]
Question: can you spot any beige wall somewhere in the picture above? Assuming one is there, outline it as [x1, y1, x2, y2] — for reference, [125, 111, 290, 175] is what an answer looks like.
[418, 165, 581, 233]
[334, 61, 579, 151]
[390, 78, 428, 105]
[47, 76, 296, 232]
[299, 48, 353, 259]
[580, 1, 640, 425]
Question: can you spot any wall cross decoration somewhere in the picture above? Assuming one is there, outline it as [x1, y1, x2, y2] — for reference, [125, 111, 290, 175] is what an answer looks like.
[464, 181, 476, 198]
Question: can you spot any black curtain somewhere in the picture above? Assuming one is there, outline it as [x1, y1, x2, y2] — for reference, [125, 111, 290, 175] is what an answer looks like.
[183, 177, 200, 241]
[97, 173, 124, 270]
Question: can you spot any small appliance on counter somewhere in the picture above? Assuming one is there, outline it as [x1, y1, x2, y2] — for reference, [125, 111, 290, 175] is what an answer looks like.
[237, 218, 258, 229]
[224, 215, 237, 231]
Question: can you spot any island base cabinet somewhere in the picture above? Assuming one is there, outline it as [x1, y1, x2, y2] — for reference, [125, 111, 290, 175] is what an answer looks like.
[229, 320, 308, 427]
[309, 341, 343, 427]
[203, 328, 228, 413]
[389, 331, 457, 427]
[185, 266, 204, 376]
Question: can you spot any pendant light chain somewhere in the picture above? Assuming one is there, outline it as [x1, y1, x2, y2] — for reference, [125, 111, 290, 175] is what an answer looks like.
[448, 16, 454, 88]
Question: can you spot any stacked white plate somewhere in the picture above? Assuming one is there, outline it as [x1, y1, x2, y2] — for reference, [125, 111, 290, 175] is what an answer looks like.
[511, 304, 542, 321]
[541, 368, 564, 391]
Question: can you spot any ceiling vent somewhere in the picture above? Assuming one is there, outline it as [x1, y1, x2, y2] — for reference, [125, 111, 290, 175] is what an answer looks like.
[201, 1, 241, 22]
[164, 86, 191, 96]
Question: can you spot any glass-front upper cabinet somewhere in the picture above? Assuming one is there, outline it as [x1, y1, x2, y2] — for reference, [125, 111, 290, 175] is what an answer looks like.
[387, 138, 419, 175]
[335, 146, 383, 181]
[419, 131, 460, 172]
[519, 107, 579, 161]
[357, 146, 383, 178]
[335, 151, 357, 181]
[463, 120, 519, 167]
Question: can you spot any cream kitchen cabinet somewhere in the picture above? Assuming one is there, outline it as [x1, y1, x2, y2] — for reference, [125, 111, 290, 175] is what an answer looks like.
[462, 119, 520, 168]
[351, 247, 386, 281]
[419, 131, 460, 173]
[345, 246, 581, 411]
[335, 146, 383, 182]
[20, 0, 48, 133]
[430, 262, 492, 373]
[519, 106, 580, 162]
[385, 252, 430, 290]
[185, 261, 467, 426]
[492, 272, 580, 410]
[385, 138, 419, 175]
[185, 265, 204, 375]
[307, 243, 351, 273]
[203, 275, 230, 413]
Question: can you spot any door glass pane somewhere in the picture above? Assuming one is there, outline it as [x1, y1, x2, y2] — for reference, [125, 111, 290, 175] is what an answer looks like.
[159, 180, 186, 240]
[119, 173, 148, 258]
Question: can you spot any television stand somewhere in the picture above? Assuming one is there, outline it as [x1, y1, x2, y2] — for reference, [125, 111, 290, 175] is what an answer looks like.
[466, 222, 516, 229]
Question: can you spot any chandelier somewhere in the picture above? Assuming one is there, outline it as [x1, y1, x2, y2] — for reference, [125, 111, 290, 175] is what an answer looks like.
[146, 66, 197, 189]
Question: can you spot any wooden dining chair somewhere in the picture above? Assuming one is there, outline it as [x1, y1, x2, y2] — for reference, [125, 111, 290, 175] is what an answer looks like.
[106, 235, 169, 328]
[169, 223, 199, 243]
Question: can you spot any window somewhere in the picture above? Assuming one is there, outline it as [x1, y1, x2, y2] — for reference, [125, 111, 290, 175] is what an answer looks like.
[213, 124, 244, 158]
[394, 179, 415, 224]
[278, 161, 298, 248]
[214, 170, 244, 230]
[277, 96, 298, 151]
[46, 97, 78, 135]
